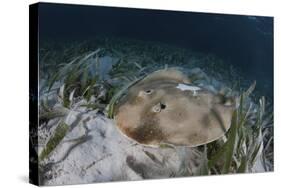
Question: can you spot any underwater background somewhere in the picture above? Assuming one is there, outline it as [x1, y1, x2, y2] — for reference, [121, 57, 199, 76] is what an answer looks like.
[38, 3, 273, 99]
[33, 3, 273, 186]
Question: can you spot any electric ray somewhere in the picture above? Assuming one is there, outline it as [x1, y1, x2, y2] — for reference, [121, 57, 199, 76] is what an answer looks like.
[114, 68, 235, 147]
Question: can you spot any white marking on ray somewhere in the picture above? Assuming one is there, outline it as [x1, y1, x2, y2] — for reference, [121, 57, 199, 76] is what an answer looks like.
[176, 83, 201, 92]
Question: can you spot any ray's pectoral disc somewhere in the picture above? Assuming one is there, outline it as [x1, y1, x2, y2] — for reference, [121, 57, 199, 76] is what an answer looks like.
[114, 68, 235, 147]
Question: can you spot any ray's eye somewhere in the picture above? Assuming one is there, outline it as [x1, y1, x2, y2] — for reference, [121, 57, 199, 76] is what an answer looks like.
[145, 89, 153, 94]
[152, 102, 166, 113]
[160, 103, 166, 109]
[138, 89, 154, 98]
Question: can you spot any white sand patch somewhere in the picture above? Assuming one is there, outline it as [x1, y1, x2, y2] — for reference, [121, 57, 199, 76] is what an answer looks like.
[41, 110, 198, 186]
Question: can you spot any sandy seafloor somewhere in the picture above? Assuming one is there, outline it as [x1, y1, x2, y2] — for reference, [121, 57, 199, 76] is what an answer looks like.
[32, 37, 273, 186]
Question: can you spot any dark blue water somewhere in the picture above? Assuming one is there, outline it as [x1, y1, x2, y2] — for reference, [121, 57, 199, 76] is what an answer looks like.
[38, 3, 273, 99]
